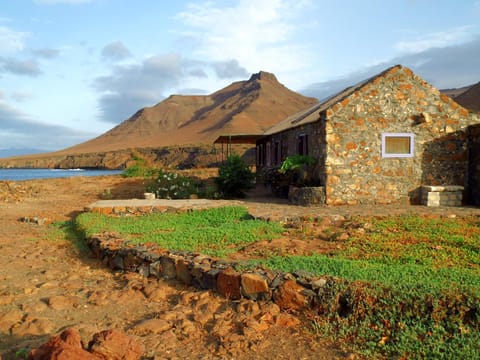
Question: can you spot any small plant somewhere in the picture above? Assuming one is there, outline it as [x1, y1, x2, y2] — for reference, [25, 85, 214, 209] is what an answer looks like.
[279, 155, 316, 172]
[15, 348, 29, 359]
[279, 155, 317, 187]
[215, 155, 255, 198]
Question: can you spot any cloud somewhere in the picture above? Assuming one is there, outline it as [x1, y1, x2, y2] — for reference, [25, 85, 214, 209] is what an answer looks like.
[0, 100, 94, 151]
[0, 26, 28, 56]
[175, 0, 315, 78]
[0, 57, 42, 76]
[301, 34, 480, 100]
[93, 53, 185, 123]
[395, 26, 476, 54]
[212, 59, 249, 79]
[31, 47, 60, 59]
[101, 41, 132, 61]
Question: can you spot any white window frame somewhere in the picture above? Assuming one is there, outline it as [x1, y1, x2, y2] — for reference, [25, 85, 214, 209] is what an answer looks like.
[381, 133, 414, 158]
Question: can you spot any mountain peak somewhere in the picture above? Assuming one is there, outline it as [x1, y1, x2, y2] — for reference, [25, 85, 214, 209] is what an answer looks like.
[248, 71, 278, 83]
[48, 72, 318, 154]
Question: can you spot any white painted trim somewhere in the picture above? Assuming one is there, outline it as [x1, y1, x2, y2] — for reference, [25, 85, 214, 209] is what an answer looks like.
[381, 133, 414, 158]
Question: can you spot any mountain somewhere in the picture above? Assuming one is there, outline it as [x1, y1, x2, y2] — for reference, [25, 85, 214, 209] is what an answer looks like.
[0, 72, 318, 169]
[453, 82, 480, 112]
[442, 82, 480, 112]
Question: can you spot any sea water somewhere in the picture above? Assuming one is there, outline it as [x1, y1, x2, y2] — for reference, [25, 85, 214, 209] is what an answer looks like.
[0, 168, 123, 181]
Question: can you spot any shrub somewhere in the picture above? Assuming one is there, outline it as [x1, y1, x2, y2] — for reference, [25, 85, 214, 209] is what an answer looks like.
[122, 155, 157, 178]
[146, 169, 198, 199]
[279, 155, 316, 172]
[215, 155, 255, 198]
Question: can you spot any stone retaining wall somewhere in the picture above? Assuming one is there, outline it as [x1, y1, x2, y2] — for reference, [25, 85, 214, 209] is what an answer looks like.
[86, 233, 337, 313]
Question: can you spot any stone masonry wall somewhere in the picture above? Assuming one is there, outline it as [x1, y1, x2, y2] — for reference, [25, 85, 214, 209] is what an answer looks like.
[323, 66, 480, 205]
[86, 232, 341, 315]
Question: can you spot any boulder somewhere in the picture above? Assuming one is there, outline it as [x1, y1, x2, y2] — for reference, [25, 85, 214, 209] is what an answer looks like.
[88, 329, 144, 360]
[28, 328, 97, 360]
[273, 280, 310, 311]
[240, 273, 271, 300]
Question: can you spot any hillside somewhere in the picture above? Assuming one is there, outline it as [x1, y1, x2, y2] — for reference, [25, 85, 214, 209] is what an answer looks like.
[0, 72, 318, 169]
[442, 82, 480, 112]
[453, 82, 480, 112]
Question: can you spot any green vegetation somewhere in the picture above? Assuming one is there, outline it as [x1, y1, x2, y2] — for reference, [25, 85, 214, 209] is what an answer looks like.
[215, 155, 255, 198]
[122, 154, 157, 178]
[279, 154, 316, 172]
[73, 209, 480, 358]
[75, 206, 282, 257]
[249, 215, 480, 359]
[46, 220, 89, 254]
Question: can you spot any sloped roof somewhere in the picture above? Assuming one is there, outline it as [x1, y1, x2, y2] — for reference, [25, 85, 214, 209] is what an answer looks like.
[263, 64, 404, 136]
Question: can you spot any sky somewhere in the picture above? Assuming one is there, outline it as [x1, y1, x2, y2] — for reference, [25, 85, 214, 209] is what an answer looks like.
[1, 0, 480, 155]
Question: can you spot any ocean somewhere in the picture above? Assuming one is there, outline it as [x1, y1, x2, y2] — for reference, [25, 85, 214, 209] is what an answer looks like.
[0, 168, 123, 181]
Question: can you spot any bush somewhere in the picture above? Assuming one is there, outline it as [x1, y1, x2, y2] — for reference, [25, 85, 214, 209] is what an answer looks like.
[122, 155, 157, 178]
[146, 169, 198, 199]
[215, 155, 255, 198]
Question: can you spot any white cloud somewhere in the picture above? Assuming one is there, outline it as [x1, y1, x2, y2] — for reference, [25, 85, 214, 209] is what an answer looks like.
[395, 26, 476, 54]
[175, 0, 315, 82]
[302, 34, 480, 100]
[0, 26, 28, 56]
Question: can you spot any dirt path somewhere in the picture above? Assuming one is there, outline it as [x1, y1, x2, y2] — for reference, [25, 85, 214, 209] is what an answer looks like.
[0, 176, 345, 360]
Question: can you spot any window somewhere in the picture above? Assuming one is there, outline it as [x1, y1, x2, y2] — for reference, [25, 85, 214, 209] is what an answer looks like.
[382, 133, 414, 158]
[297, 134, 308, 155]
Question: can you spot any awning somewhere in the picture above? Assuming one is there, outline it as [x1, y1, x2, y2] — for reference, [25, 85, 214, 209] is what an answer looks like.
[213, 134, 264, 145]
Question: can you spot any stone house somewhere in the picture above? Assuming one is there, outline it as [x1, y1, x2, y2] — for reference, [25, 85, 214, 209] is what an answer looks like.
[256, 65, 480, 205]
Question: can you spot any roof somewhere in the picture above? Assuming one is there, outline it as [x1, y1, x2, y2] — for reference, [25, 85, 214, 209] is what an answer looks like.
[263, 65, 404, 136]
[213, 134, 264, 144]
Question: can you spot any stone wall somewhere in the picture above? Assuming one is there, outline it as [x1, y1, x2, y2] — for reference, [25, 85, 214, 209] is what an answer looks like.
[323, 66, 480, 205]
[86, 233, 341, 314]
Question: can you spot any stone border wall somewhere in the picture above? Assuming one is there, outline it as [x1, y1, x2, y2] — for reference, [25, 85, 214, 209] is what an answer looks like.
[86, 233, 335, 313]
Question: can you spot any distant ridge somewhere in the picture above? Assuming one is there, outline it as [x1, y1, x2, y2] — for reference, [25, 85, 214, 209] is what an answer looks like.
[442, 82, 480, 112]
[0, 72, 318, 169]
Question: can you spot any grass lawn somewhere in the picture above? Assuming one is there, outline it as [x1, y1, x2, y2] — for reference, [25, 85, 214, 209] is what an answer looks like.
[75, 206, 283, 257]
[73, 208, 480, 359]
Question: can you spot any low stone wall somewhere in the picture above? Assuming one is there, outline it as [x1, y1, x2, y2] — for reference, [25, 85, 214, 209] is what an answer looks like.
[86, 233, 337, 313]
[421, 185, 464, 207]
[288, 186, 325, 206]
